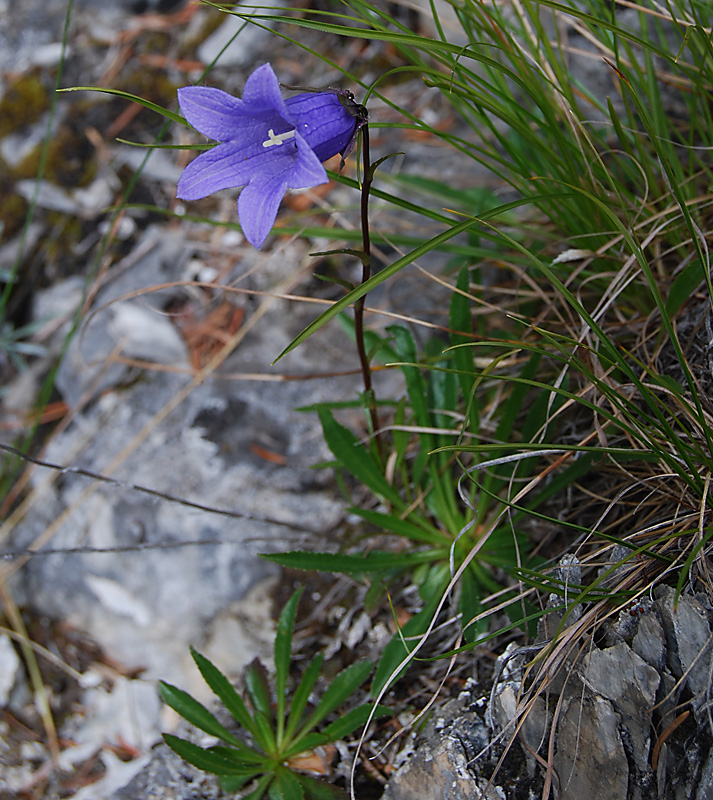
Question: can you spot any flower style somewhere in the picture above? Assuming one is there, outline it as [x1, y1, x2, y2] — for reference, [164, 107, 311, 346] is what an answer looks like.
[176, 64, 360, 248]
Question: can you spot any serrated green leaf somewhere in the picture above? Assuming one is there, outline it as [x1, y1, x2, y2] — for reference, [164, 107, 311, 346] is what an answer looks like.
[300, 661, 373, 734]
[284, 702, 390, 758]
[262, 549, 438, 575]
[284, 653, 324, 743]
[163, 734, 260, 776]
[295, 773, 349, 799]
[190, 648, 259, 740]
[245, 660, 273, 721]
[268, 766, 304, 800]
[237, 773, 274, 800]
[275, 590, 303, 745]
[284, 731, 330, 755]
[208, 744, 266, 767]
[251, 707, 277, 755]
[158, 682, 242, 747]
[317, 408, 403, 508]
[318, 703, 391, 740]
[350, 507, 445, 545]
[371, 588, 442, 696]
[218, 773, 255, 792]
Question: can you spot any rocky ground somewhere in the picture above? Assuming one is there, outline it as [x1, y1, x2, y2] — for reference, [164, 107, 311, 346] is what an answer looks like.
[0, 1, 712, 799]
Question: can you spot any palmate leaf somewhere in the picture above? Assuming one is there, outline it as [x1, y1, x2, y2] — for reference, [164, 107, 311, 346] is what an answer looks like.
[158, 682, 243, 748]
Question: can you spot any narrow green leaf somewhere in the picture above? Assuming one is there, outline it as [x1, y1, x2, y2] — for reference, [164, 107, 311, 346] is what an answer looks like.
[219, 773, 255, 793]
[58, 86, 186, 126]
[387, 327, 430, 429]
[294, 773, 348, 799]
[458, 565, 484, 644]
[238, 773, 275, 800]
[158, 681, 242, 747]
[284, 653, 324, 744]
[261, 549, 438, 575]
[274, 217, 479, 361]
[245, 661, 276, 752]
[268, 766, 305, 800]
[245, 660, 273, 720]
[350, 507, 445, 545]
[208, 744, 267, 767]
[317, 408, 404, 508]
[318, 703, 391, 741]
[666, 259, 705, 315]
[275, 590, 303, 745]
[163, 734, 259, 776]
[190, 648, 259, 739]
[371, 588, 443, 696]
[300, 661, 373, 734]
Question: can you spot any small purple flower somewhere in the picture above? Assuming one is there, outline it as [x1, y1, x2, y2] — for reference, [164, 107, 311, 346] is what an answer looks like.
[176, 64, 359, 249]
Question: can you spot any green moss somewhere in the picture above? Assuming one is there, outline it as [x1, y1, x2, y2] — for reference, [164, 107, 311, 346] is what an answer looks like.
[40, 211, 85, 272]
[12, 123, 97, 188]
[0, 73, 49, 138]
[0, 163, 29, 240]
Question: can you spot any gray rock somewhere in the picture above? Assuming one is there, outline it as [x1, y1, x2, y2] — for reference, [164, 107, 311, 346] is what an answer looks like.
[655, 585, 713, 716]
[111, 742, 226, 800]
[386, 583, 713, 800]
[633, 611, 667, 672]
[0, 634, 20, 707]
[555, 694, 628, 800]
[382, 697, 506, 800]
[580, 643, 659, 783]
[54, 225, 190, 407]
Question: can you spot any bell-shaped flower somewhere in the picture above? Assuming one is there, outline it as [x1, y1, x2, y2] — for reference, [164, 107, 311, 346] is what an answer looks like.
[176, 63, 359, 248]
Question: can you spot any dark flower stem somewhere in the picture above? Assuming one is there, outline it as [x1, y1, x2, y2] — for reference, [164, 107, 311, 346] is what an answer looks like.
[353, 124, 381, 445]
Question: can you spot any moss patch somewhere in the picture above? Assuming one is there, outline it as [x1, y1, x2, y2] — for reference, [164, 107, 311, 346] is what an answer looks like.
[12, 123, 97, 188]
[0, 72, 50, 137]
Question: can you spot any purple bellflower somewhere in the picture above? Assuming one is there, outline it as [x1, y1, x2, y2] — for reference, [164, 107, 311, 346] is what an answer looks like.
[176, 63, 361, 249]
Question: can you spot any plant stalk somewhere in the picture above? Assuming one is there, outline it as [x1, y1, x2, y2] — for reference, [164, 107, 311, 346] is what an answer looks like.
[353, 123, 381, 444]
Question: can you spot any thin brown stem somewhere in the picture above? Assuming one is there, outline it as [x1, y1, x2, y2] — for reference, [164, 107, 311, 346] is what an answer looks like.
[353, 124, 381, 444]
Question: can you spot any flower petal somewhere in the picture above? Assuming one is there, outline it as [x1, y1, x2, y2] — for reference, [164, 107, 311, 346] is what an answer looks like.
[287, 134, 329, 189]
[286, 93, 357, 162]
[241, 63, 290, 117]
[176, 141, 257, 200]
[178, 86, 247, 141]
[237, 174, 289, 249]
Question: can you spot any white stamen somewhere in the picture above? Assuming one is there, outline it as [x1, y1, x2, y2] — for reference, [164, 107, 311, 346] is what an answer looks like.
[262, 128, 296, 148]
